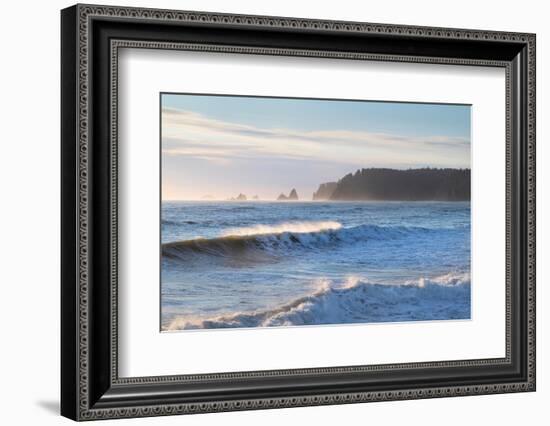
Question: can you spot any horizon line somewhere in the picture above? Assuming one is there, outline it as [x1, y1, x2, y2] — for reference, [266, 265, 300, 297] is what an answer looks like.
[162, 199, 472, 203]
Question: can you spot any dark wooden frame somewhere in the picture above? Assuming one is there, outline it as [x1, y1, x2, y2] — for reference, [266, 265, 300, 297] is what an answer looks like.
[61, 3, 536, 421]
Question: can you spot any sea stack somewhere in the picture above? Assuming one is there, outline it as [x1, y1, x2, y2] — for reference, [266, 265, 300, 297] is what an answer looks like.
[277, 189, 299, 201]
[227, 193, 248, 201]
[288, 189, 298, 200]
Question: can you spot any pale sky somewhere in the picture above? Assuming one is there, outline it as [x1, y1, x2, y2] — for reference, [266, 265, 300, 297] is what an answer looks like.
[161, 93, 471, 201]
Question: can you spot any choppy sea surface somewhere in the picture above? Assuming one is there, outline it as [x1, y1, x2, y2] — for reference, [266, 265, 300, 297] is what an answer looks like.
[161, 201, 471, 331]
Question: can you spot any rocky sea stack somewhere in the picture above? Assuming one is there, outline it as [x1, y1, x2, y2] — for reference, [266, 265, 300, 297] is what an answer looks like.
[228, 193, 247, 201]
[277, 188, 299, 201]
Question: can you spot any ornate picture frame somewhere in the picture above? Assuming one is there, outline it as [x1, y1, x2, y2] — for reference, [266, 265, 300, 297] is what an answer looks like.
[61, 4, 535, 421]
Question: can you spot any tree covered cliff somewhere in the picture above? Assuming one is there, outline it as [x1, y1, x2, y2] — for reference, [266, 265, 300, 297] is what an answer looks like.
[314, 168, 470, 201]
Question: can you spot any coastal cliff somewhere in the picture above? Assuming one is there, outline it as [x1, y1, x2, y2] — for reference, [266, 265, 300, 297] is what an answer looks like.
[312, 182, 338, 200]
[314, 168, 470, 201]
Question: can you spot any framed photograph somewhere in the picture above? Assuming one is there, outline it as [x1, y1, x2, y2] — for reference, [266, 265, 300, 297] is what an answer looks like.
[61, 4, 536, 421]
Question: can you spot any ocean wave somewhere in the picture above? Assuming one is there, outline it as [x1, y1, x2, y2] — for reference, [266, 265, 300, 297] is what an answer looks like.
[222, 221, 342, 236]
[164, 272, 471, 330]
[162, 221, 457, 261]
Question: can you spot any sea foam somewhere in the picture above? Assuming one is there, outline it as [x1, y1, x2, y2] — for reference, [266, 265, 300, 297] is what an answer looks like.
[164, 272, 471, 331]
[222, 221, 342, 236]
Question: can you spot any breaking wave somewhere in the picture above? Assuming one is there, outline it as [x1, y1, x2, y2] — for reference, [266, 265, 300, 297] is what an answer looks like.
[164, 272, 471, 331]
[162, 221, 457, 261]
[222, 221, 342, 236]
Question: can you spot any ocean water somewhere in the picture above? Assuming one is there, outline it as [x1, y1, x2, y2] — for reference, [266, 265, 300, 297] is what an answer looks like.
[161, 201, 471, 331]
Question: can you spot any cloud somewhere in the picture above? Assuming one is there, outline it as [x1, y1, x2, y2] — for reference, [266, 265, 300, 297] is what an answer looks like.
[161, 107, 470, 168]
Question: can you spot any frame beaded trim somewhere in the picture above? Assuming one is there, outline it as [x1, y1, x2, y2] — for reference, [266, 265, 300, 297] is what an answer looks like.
[81, 381, 530, 420]
[74, 4, 535, 420]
